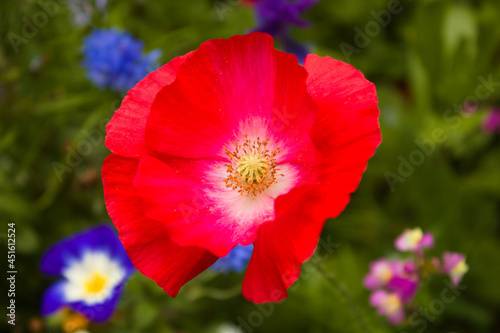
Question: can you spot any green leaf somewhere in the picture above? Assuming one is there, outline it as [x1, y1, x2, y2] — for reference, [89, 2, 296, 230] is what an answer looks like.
[442, 4, 477, 61]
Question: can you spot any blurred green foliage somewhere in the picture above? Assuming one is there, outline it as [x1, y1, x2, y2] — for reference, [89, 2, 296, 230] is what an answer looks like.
[1, 0, 499, 332]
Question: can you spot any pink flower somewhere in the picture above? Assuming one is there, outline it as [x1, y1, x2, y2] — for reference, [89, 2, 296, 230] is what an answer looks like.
[364, 259, 418, 303]
[387, 275, 418, 303]
[363, 259, 407, 289]
[442, 252, 468, 286]
[483, 108, 500, 133]
[370, 291, 405, 325]
[394, 227, 434, 253]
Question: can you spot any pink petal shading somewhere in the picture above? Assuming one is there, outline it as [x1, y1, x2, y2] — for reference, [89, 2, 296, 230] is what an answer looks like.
[420, 233, 434, 249]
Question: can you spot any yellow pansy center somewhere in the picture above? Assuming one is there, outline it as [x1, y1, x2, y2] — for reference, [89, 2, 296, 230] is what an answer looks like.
[84, 272, 106, 295]
[224, 135, 282, 196]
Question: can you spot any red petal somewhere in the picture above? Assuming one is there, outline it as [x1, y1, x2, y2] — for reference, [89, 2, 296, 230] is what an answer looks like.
[102, 154, 218, 297]
[242, 185, 347, 303]
[133, 155, 271, 257]
[304, 54, 380, 209]
[305, 54, 380, 187]
[105, 52, 193, 158]
[242, 56, 381, 303]
[145, 32, 318, 165]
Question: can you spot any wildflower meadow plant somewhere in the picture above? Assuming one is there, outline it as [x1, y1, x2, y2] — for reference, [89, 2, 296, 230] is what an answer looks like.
[483, 108, 500, 133]
[68, 0, 108, 26]
[40, 225, 135, 322]
[211, 244, 254, 274]
[249, 0, 318, 64]
[102, 32, 381, 303]
[365, 227, 469, 325]
[82, 28, 161, 93]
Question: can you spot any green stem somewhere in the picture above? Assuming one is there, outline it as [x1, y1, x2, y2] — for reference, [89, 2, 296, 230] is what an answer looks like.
[315, 263, 372, 333]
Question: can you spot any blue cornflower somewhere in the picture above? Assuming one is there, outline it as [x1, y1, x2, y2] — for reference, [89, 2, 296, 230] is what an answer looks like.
[40, 225, 135, 322]
[251, 0, 318, 64]
[211, 245, 254, 274]
[82, 28, 161, 93]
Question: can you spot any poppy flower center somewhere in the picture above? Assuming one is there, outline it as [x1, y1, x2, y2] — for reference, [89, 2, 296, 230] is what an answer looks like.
[223, 135, 282, 196]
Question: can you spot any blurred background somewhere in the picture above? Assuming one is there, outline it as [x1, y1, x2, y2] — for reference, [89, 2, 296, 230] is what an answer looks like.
[1, 0, 500, 332]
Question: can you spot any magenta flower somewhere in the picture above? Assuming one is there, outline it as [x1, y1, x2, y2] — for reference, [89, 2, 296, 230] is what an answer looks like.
[370, 291, 405, 325]
[367, 227, 469, 325]
[387, 275, 418, 303]
[364, 259, 394, 289]
[364, 259, 417, 304]
[483, 108, 500, 133]
[394, 227, 434, 253]
[363, 259, 406, 290]
[442, 252, 468, 286]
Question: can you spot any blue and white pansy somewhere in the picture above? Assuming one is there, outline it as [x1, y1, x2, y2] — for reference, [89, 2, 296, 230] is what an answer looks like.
[40, 225, 134, 322]
[211, 244, 254, 275]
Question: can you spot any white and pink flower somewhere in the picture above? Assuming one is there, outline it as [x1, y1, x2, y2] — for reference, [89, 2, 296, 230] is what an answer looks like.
[370, 290, 405, 325]
[394, 227, 434, 253]
[442, 252, 468, 286]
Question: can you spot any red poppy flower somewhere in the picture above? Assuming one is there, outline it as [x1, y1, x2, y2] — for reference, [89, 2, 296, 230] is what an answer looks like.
[102, 32, 380, 303]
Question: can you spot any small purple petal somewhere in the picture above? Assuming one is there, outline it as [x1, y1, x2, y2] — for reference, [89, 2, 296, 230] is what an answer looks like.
[369, 290, 386, 307]
[442, 252, 465, 273]
[40, 225, 135, 322]
[387, 276, 418, 303]
[40, 225, 134, 276]
[211, 244, 253, 274]
[483, 109, 500, 133]
[364, 259, 393, 289]
[394, 228, 415, 251]
[281, 33, 309, 64]
[403, 261, 417, 275]
[363, 274, 379, 290]
[41, 281, 68, 315]
[69, 284, 123, 322]
[462, 102, 478, 114]
[419, 233, 434, 249]
[442, 252, 468, 286]
[250, 0, 316, 63]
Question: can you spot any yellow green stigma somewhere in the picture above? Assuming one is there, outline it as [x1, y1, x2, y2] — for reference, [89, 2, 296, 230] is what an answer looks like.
[237, 154, 269, 184]
[223, 135, 282, 196]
